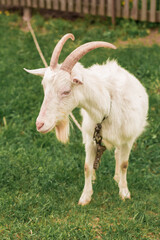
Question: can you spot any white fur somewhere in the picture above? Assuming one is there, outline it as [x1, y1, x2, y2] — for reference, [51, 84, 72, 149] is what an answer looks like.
[24, 59, 148, 205]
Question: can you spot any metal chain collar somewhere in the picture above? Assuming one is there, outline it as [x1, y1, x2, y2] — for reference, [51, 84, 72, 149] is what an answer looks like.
[93, 99, 112, 170]
[93, 119, 107, 170]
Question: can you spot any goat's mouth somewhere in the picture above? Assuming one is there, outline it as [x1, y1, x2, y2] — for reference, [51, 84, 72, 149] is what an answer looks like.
[37, 124, 55, 134]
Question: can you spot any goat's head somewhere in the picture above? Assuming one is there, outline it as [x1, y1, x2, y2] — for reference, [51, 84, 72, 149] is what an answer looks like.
[24, 33, 116, 143]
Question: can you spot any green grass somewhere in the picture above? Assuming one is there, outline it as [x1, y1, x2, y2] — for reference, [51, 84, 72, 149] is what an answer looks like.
[0, 12, 160, 239]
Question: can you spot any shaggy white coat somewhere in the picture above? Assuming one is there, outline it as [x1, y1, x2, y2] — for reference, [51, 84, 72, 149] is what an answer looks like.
[25, 59, 148, 205]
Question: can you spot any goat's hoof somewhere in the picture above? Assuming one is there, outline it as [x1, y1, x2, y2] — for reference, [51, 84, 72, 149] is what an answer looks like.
[119, 188, 131, 200]
[113, 174, 120, 184]
[78, 192, 92, 206]
[78, 199, 91, 206]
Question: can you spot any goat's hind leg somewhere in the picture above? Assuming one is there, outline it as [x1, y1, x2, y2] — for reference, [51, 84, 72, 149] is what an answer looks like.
[78, 141, 96, 206]
[118, 143, 133, 200]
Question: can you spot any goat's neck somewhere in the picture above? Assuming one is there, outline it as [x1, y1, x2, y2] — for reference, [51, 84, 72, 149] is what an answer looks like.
[77, 70, 111, 123]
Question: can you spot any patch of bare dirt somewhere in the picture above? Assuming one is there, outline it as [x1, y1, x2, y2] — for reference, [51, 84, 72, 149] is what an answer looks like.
[115, 29, 160, 47]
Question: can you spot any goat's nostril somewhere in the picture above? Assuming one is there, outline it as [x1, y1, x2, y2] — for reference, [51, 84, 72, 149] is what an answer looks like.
[36, 122, 44, 130]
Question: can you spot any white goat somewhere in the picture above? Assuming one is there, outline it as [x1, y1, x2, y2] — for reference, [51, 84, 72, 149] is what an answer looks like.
[24, 34, 148, 206]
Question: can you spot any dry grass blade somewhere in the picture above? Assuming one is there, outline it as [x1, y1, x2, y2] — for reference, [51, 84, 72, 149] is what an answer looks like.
[3, 117, 7, 128]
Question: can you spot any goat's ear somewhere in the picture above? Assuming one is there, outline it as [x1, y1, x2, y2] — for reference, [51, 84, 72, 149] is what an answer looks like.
[71, 73, 83, 85]
[23, 68, 46, 77]
[72, 77, 83, 85]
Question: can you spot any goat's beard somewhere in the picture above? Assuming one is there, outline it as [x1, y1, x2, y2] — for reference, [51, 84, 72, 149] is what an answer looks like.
[55, 118, 69, 144]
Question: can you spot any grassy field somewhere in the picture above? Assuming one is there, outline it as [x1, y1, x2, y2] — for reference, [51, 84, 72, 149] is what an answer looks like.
[0, 12, 160, 239]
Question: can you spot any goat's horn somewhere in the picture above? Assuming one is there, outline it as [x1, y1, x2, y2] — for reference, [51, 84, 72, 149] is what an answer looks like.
[60, 42, 116, 73]
[50, 33, 75, 69]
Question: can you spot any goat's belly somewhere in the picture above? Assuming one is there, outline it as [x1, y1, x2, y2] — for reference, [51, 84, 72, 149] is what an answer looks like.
[102, 126, 135, 147]
[102, 139, 113, 150]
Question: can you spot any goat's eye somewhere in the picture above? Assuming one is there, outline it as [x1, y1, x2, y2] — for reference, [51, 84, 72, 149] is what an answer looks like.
[62, 90, 71, 96]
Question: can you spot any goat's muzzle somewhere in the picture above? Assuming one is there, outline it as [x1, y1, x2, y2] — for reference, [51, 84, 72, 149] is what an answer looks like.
[36, 121, 44, 131]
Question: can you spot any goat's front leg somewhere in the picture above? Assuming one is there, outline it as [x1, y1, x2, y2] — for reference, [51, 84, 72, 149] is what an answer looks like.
[78, 141, 96, 206]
